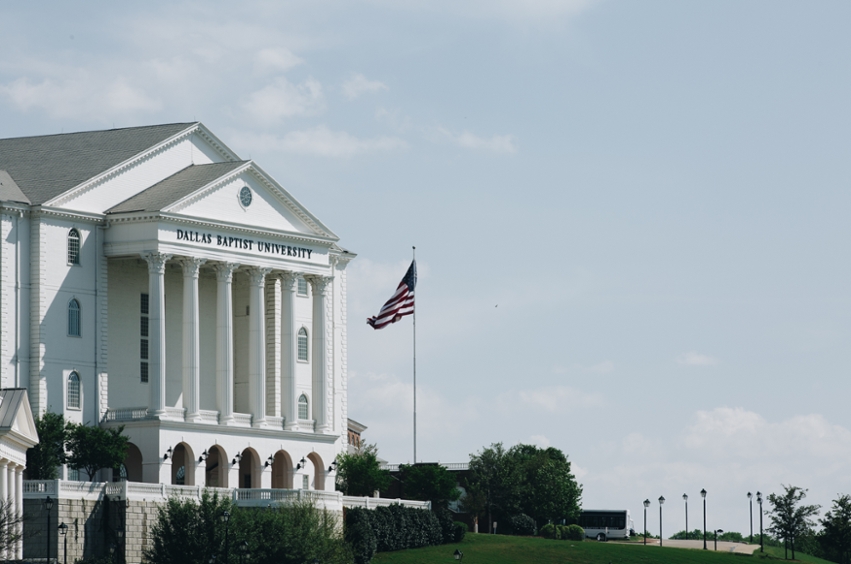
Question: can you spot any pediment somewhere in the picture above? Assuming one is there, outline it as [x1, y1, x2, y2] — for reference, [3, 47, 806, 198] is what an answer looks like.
[0, 389, 39, 450]
[169, 164, 336, 239]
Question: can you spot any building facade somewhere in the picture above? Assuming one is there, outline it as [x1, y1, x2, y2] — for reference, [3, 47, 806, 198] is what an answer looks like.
[0, 123, 354, 491]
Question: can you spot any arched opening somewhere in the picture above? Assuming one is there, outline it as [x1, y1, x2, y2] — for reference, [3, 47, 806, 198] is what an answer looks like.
[121, 443, 143, 483]
[238, 448, 261, 489]
[171, 443, 195, 486]
[271, 450, 293, 489]
[68, 299, 81, 337]
[298, 394, 309, 420]
[67, 228, 80, 265]
[307, 452, 324, 491]
[297, 328, 308, 361]
[205, 445, 228, 488]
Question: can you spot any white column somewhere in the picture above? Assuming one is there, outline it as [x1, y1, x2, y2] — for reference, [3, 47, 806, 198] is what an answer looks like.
[247, 267, 271, 428]
[5, 462, 12, 562]
[279, 271, 298, 430]
[0, 461, 6, 561]
[180, 257, 205, 422]
[265, 276, 281, 418]
[215, 263, 238, 425]
[308, 276, 332, 434]
[143, 252, 171, 417]
[14, 465, 22, 560]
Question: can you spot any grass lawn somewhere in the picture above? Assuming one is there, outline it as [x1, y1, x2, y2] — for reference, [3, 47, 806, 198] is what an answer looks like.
[371, 533, 836, 564]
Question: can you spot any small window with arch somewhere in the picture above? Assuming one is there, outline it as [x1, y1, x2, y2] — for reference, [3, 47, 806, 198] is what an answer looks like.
[297, 328, 308, 361]
[68, 299, 81, 337]
[67, 228, 81, 265]
[298, 394, 309, 419]
[67, 371, 81, 410]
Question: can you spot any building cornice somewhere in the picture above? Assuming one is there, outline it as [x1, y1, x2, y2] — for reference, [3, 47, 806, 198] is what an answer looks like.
[30, 205, 107, 224]
[100, 417, 342, 443]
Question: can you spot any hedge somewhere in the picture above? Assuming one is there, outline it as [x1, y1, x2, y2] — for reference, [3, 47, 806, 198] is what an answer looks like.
[345, 505, 444, 564]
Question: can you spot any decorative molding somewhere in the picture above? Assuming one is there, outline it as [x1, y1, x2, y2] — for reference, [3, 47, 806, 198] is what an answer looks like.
[306, 275, 332, 295]
[246, 266, 272, 286]
[213, 262, 239, 283]
[178, 257, 206, 278]
[142, 252, 172, 274]
[278, 271, 297, 292]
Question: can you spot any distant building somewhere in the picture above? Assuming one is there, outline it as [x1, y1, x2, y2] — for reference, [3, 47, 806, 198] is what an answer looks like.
[347, 418, 367, 454]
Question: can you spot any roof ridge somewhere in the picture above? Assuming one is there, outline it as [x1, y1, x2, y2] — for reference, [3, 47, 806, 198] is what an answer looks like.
[0, 122, 199, 142]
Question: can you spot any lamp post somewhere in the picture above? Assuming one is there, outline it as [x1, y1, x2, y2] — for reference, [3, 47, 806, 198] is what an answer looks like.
[220, 510, 231, 564]
[758, 491, 764, 552]
[58, 522, 68, 564]
[700, 489, 707, 550]
[44, 495, 54, 563]
[683, 494, 688, 539]
[643, 499, 650, 545]
[454, 549, 463, 562]
[109, 543, 117, 564]
[715, 529, 724, 551]
[116, 530, 124, 564]
[747, 492, 753, 544]
[658, 496, 665, 547]
[238, 541, 249, 564]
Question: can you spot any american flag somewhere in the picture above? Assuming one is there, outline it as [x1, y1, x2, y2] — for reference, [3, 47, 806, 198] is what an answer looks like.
[367, 260, 416, 329]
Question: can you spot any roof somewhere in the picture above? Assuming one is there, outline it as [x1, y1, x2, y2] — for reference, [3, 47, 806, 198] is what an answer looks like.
[0, 123, 196, 205]
[0, 170, 30, 204]
[107, 161, 248, 214]
[0, 388, 38, 451]
[347, 418, 368, 433]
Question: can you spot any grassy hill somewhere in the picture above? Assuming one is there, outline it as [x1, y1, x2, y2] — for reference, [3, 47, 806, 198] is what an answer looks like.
[371, 533, 835, 564]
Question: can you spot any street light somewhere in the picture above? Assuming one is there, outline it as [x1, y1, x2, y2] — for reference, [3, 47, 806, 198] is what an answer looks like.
[747, 492, 753, 544]
[658, 496, 665, 547]
[643, 499, 650, 545]
[683, 494, 688, 539]
[44, 495, 54, 563]
[757, 491, 764, 553]
[715, 529, 724, 551]
[220, 510, 231, 564]
[454, 549, 463, 562]
[58, 522, 68, 564]
[109, 542, 117, 564]
[701, 489, 707, 550]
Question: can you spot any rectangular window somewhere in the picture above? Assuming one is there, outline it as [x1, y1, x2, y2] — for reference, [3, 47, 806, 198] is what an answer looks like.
[297, 277, 308, 296]
[141, 293, 149, 383]
[68, 467, 80, 482]
[303, 474, 309, 490]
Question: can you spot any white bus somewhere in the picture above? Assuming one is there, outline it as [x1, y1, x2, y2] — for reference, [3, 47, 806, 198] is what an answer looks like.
[578, 509, 633, 541]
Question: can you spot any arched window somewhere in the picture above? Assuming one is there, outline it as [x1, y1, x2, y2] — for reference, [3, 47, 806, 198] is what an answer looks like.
[67, 228, 80, 265]
[297, 328, 308, 361]
[67, 371, 81, 409]
[68, 299, 81, 336]
[298, 394, 309, 420]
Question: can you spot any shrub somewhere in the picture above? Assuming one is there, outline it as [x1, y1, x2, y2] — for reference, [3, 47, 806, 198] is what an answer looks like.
[345, 504, 443, 563]
[540, 523, 559, 539]
[562, 524, 585, 541]
[452, 521, 468, 543]
[508, 513, 537, 536]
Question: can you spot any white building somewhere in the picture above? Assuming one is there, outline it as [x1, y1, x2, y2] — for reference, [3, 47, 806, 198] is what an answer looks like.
[0, 122, 354, 491]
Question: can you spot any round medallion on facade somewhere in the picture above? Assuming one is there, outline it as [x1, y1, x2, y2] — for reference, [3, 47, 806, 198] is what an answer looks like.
[239, 186, 253, 207]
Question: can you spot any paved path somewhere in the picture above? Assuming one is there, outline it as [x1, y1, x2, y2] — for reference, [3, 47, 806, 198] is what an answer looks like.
[643, 539, 759, 554]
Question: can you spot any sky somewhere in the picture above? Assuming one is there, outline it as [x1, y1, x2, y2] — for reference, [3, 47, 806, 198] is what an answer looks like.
[2, 0, 851, 539]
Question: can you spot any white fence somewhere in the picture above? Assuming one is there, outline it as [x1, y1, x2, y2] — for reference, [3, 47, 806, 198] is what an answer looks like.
[23, 480, 430, 511]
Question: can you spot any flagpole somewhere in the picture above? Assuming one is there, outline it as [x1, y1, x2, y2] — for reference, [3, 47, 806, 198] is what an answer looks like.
[412, 246, 417, 464]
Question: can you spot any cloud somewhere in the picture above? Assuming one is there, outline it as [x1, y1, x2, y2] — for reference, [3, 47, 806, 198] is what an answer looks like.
[431, 127, 518, 153]
[343, 73, 389, 99]
[241, 76, 325, 122]
[230, 126, 406, 158]
[529, 435, 551, 448]
[254, 48, 303, 74]
[676, 351, 719, 366]
[366, 0, 596, 23]
[498, 385, 604, 413]
[0, 75, 161, 119]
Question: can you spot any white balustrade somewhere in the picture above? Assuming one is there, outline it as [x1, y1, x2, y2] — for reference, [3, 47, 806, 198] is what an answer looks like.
[104, 407, 149, 422]
[232, 413, 253, 427]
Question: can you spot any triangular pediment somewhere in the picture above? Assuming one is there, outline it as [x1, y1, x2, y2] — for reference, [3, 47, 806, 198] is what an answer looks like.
[0, 389, 39, 450]
[109, 161, 337, 240]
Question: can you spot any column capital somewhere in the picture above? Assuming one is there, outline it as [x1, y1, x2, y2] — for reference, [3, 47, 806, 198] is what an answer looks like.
[178, 256, 206, 277]
[213, 262, 239, 282]
[279, 270, 298, 291]
[142, 252, 172, 274]
[306, 275, 332, 295]
[246, 266, 273, 286]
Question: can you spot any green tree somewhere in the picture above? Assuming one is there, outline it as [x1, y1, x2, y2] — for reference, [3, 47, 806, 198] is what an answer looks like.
[767, 485, 821, 560]
[399, 463, 460, 510]
[820, 494, 851, 564]
[466, 443, 522, 533]
[65, 423, 130, 481]
[25, 411, 68, 479]
[335, 444, 391, 497]
[508, 444, 582, 526]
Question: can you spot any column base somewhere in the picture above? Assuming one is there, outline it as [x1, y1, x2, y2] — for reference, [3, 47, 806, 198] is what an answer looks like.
[252, 418, 267, 429]
[186, 412, 202, 423]
[220, 414, 235, 425]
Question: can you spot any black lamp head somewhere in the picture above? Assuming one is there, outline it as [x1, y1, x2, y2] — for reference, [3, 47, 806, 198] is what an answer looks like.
[643, 499, 650, 508]
[58, 522, 68, 536]
[164, 447, 173, 461]
[700, 488, 707, 498]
